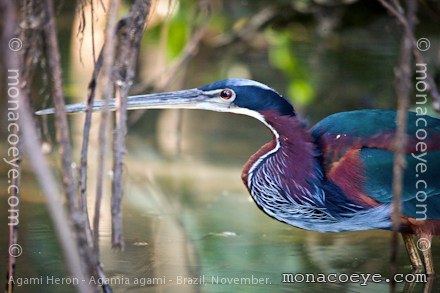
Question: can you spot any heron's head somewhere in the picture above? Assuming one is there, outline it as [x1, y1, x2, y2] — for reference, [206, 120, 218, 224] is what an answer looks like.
[36, 78, 295, 121]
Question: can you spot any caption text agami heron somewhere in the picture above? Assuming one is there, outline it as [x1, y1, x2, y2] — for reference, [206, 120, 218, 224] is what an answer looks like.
[37, 79, 440, 274]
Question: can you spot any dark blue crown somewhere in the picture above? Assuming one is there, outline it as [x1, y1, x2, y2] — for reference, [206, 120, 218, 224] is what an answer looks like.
[199, 79, 295, 116]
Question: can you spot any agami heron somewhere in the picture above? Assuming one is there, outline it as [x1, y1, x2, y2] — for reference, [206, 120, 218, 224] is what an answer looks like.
[37, 78, 440, 274]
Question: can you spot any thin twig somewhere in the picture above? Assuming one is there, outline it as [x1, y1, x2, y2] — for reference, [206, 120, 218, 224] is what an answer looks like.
[42, 0, 79, 210]
[79, 53, 101, 247]
[90, 0, 97, 64]
[378, 0, 440, 112]
[78, 30, 113, 293]
[77, 1, 104, 215]
[378, 1, 416, 292]
[42, 1, 103, 291]
[94, 0, 119, 255]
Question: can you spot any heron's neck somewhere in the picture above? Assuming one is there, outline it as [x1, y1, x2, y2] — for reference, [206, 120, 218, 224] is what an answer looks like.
[242, 111, 320, 189]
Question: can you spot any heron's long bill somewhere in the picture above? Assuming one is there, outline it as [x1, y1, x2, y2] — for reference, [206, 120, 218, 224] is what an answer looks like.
[35, 88, 213, 115]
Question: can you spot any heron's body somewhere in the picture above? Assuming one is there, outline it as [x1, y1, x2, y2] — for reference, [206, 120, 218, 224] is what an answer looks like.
[243, 110, 390, 232]
[242, 109, 440, 234]
[37, 78, 440, 273]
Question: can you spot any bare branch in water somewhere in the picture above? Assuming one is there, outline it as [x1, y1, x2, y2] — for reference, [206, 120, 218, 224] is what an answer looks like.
[111, 0, 152, 250]
[378, 0, 416, 292]
[42, 0, 108, 291]
[2, 1, 93, 291]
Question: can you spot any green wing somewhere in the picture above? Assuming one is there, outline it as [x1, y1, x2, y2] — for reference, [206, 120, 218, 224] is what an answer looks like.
[312, 110, 440, 219]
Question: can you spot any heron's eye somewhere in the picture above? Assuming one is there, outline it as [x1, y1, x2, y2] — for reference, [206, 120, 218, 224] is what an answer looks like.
[220, 89, 234, 100]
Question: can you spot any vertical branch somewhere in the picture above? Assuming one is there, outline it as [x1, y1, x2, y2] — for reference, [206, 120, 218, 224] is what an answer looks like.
[78, 25, 114, 293]
[379, 0, 416, 291]
[90, 0, 97, 64]
[111, 0, 151, 250]
[79, 57, 99, 246]
[42, 0, 79, 210]
[42, 1, 106, 291]
[111, 92, 126, 250]
[78, 0, 103, 220]
[1, 1, 91, 292]
[94, 0, 120, 253]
